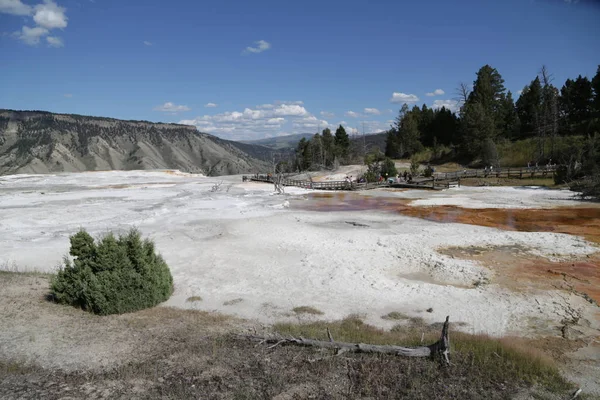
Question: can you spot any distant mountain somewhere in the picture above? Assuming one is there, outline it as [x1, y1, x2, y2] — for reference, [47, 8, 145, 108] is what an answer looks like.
[241, 133, 315, 150]
[352, 132, 387, 153]
[243, 131, 387, 153]
[0, 110, 270, 176]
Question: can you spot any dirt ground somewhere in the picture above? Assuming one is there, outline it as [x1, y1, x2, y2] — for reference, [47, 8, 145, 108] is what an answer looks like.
[1, 272, 597, 400]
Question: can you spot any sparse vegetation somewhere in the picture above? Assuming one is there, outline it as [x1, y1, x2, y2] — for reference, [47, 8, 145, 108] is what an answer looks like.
[223, 298, 243, 306]
[51, 228, 173, 315]
[292, 306, 324, 315]
[186, 296, 202, 302]
[275, 316, 573, 396]
[0, 272, 585, 399]
[381, 311, 409, 320]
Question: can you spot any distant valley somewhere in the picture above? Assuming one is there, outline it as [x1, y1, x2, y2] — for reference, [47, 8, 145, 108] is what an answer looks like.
[243, 131, 387, 153]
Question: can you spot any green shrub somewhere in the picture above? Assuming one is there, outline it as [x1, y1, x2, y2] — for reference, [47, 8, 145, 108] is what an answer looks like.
[409, 156, 421, 176]
[380, 157, 398, 178]
[51, 228, 173, 315]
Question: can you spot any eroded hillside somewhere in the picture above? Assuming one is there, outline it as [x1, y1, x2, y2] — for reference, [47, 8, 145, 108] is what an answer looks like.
[0, 110, 270, 176]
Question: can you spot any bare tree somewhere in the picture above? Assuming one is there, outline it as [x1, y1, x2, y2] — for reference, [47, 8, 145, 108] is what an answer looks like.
[539, 65, 559, 158]
[455, 82, 471, 116]
[271, 152, 285, 194]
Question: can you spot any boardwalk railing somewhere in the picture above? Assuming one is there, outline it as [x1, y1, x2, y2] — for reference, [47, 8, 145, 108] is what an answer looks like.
[242, 174, 386, 191]
[243, 165, 559, 192]
[433, 165, 558, 181]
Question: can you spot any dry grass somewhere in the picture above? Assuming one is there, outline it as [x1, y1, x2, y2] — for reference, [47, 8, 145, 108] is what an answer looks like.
[381, 311, 409, 320]
[0, 272, 588, 399]
[274, 316, 572, 395]
[292, 306, 324, 315]
[223, 298, 243, 306]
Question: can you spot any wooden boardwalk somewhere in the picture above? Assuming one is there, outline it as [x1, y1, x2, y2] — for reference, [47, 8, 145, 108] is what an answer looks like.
[243, 175, 386, 191]
[243, 165, 558, 192]
[433, 165, 558, 181]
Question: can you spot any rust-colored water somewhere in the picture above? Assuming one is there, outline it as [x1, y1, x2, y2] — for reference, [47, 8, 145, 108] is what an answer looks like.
[295, 192, 600, 244]
[295, 192, 600, 303]
[441, 245, 600, 303]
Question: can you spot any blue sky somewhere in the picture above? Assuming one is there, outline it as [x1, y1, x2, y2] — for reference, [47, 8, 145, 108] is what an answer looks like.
[1, 0, 599, 141]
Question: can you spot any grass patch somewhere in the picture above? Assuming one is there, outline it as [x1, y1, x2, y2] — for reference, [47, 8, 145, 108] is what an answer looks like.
[274, 316, 572, 395]
[497, 136, 586, 167]
[292, 306, 324, 315]
[186, 296, 203, 302]
[223, 298, 243, 306]
[381, 311, 409, 320]
[0, 261, 54, 278]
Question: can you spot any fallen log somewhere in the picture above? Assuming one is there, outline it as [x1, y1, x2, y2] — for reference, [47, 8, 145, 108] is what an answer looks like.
[242, 316, 451, 364]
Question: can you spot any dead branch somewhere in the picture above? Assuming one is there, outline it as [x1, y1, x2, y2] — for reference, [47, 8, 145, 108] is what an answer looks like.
[242, 316, 451, 364]
[210, 181, 223, 192]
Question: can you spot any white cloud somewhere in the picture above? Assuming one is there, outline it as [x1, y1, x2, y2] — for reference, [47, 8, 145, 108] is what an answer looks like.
[426, 89, 445, 97]
[205, 102, 218, 108]
[346, 127, 359, 135]
[46, 35, 63, 47]
[390, 92, 419, 104]
[272, 104, 307, 117]
[143, 41, 152, 46]
[431, 99, 460, 113]
[363, 108, 381, 115]
[153, 102, 191, 113]
[6, 0, 68, 47]
[345, 111, 360, 118]
[179, 102, 323, 140]
[178, 101, 390, 140]
[33, 0, 67, 29]
[244, 39, 271, 54]
[14, 25, 49, 45]
[0, 0, 32, 15]
[320, 111, 334, 118]
[63, 93, 72, 98]
[292, 115, 329, 130]
[517, 89, 523, 95]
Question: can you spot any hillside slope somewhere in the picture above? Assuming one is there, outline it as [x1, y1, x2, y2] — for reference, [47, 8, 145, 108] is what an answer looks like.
[0, 110, 270, 176]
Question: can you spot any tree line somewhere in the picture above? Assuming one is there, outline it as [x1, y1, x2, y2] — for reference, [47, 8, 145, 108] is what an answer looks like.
[386, 64, 600, 164]
[295, 125, 351, 171]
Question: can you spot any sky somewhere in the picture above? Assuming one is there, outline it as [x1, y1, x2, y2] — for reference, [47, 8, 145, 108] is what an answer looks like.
[1, 0, 599, 141]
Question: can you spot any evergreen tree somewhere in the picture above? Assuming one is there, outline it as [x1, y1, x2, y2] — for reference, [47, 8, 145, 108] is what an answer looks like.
[560, 75, 593, 135]
[501, 91, 520, 139]
[334, 124, 350, 158]
[516, 77, 542, 139]
[397, 106, 423, 156]
[418, 104, 435, 147]
[590, 66, 600, 132]
[384, 129, 399, 158]
[461, 101, 495, 157]
[429, 107, 460, 146]
[310, 133, 323, 167]
[460, 65, 508, 157]
[296, 137, 313, 171]
[321, 128, 334, 166]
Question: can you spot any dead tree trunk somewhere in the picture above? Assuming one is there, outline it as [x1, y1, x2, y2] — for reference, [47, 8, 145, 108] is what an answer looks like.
[274, 172, 285, 194]
[243, 316, 451, 364]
